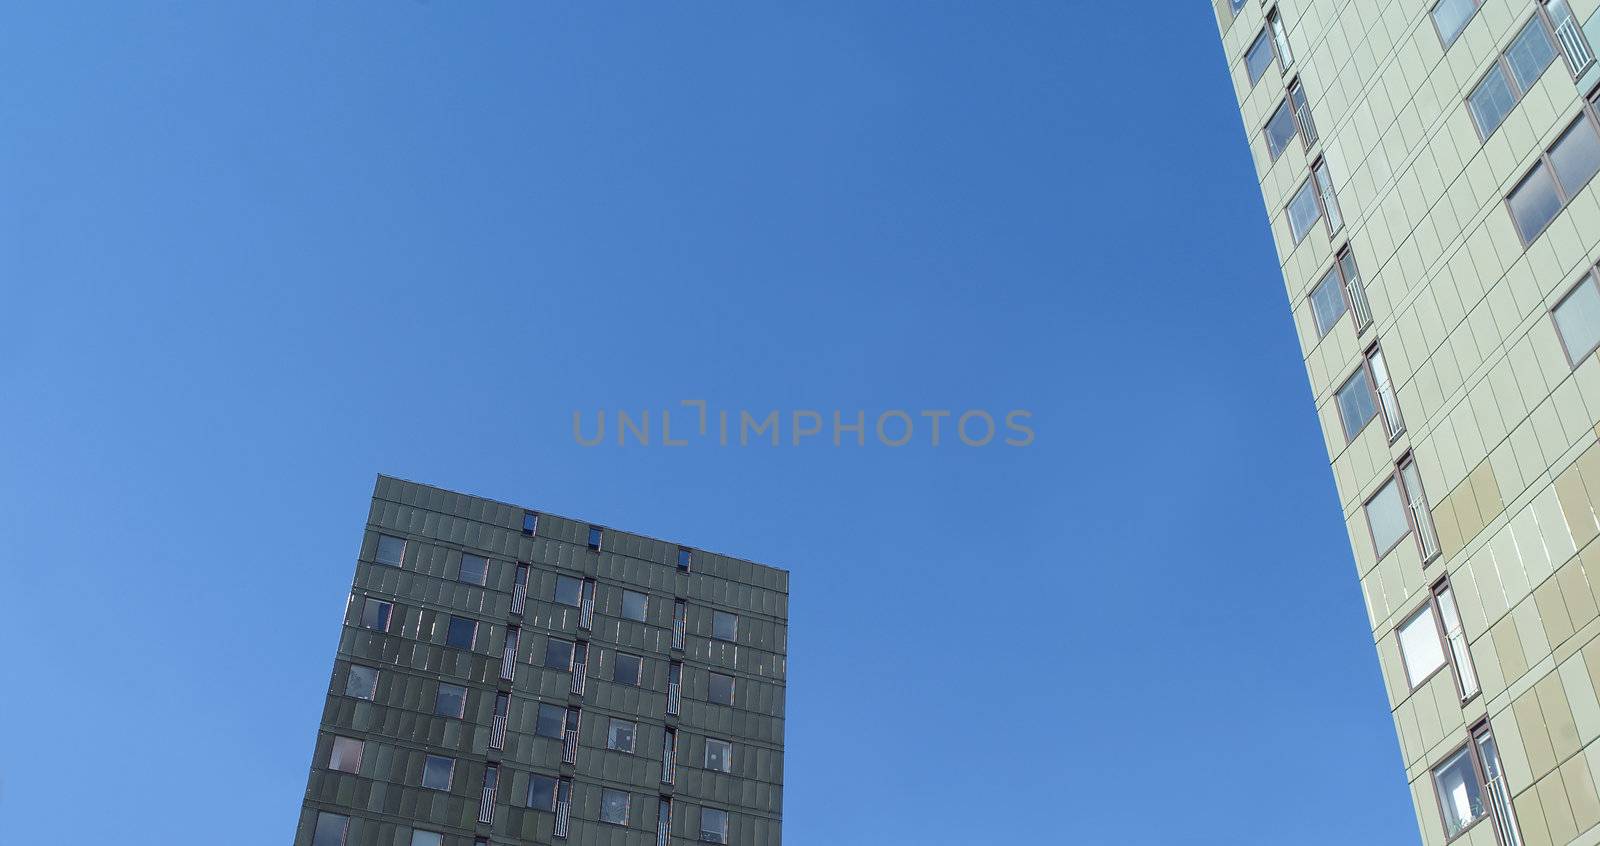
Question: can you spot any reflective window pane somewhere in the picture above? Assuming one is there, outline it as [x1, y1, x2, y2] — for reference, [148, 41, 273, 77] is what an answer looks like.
[1366, 476, 1410, 555]
[1555, 276, 1600, 362]
[1287, 178, 1321, 244]
[1335, 368, 1379, 440]
[600, 789, 630, 824]
[554, 575, 583, 607]
[422, 755, 454, 791]
[527, 774, 557, 811]
[1550, 116, 1600, 197]
[1432, 0, 1477, 47]
[713, 610, 739, 642]
[1264, 101, 1297, 160]
[607, 718, 637, 752]
[329, 736, 364, 773]
[410, 833, 443, 846]
[376, 534, 406, 566]
[621, 590, 648, 622]
[345, 665, 378, 700]
[535, 703, 565, 739]
[446, 617, 476, 650]
[544, 637, 574, 670]
[1289, 82, 1315, 144]
[361, 598, 392, 631]
[700, 808, 729, 844]
[613, 653, 643, 685]
[1468, 63, 1517, 138]
[1314, 161, 1341, 232]
[705, 738, 733, 773]
[1310, 267, 1348, 337]
[1245, 31, 1274, 85]
[1506, 16, 1557, 91]
[1398, 605, 1447, 687]
[458, 554, 488, 586]
[1509, 163, 1562, 242]
[312, 812, 349, 846]
[1433, 746, 1487, 836]
[435, 683, 467, 718]
[708, 672, 735, 706]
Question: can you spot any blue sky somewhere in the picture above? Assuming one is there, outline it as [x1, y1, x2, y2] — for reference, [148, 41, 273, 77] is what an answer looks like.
[0, 3, 1416, 844]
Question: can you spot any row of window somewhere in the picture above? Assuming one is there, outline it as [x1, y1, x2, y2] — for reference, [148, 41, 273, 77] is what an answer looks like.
[1242, 7, 1292, 89]
[1507, 91, 1600, 244]
[520, 510, 698, 574]
[323, 727, 736, 783]
[310, 795, 733, 845]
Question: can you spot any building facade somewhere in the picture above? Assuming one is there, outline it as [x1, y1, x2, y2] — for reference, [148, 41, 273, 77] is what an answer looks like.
[293, 476, 787, 846]
[1215, 0, 1600, 843]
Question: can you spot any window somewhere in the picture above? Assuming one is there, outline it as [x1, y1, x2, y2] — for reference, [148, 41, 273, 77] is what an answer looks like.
[1335, 367, 1379, 441]
[1398, 604, 1447, 689]
[1468, 64, 1518, 139]
[312, 812, 349, 846]
[1309, 266, 1348, 337]
[421, 754, 454, 790]
[1434, 745, 1485, 837]
[677, 547, 693, 571]
[1312, 158, 1341, 233]
[588, 526, 603, 551]
[1230, 0, 1246, 11]
[1509, 107, 1600, 243]
[328, 736, 364, 773]
[554, 574, 583, 607]
[622, 590, 649, 622]
[1244, 30, 1275, 86]
[522, 510, 539, 535]
[608, 718, 638, 753]
[1367, 346, 1404, 439]
[601, 788, 630, 825]
[1507, 16, 1558, 91]
[345, 665, 378, 700]
[376, 534, 406, 566]
[360, 598, 393, 632]
[705, 738, 733, 773]
[700, 807, 729, 844]
[1286, 177, 1321, 244]
[712, 610, 738, 642]
[613, 652, 643, 686]
[535, 703, 566, 739]
[1289, 79, 1316, 144]
[544, 637, 574, 670]
[1264, 101, 1297, 161]
[1267, 9, 1291, 72]
[1435, 581, 1481, 700]
[1399, 456, 1440, 562]
[458, 553, 488, 586]
[528, 773, 558, 811]
[708, 672, 735, 706]
[1432, 0, 1478, 47]
[1472, 725, 1522, 841]
[1542, 0, 1595, 75]
[1365, 476, 1410, 557]
[1554, 272, 1600, 364]
[446, 616, 477, 650]
[410, 832, 443, 846]
[436, 682, 467, 718]
[1466, 13, 1561, 140]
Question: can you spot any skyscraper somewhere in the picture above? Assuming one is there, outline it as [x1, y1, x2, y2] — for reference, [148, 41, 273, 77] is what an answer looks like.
[1215, 1, 1600, 843]
[294, 476, 787, 846]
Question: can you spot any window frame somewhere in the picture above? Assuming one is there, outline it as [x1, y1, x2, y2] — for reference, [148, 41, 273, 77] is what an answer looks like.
[621, 589, 649, 623]
[445, 615, 478, 651]
[554, 574, 583, 607]
[1244, 28, 1275, 87]
[599, 788, 631, 826]
[375, 534, 406, 567]
[1334, 364, 1382, 443]
[1553, 269, 1600, 366]
[1363, 473, 1413, 560]
[312, 812, 350, 846]
[328, 735, 366, 774]
[712, 610, 739, 642]
[1431, 0, 1482, 49]
[1538, 0, 1597, 79]
[1262, 98, 1299, 162]
[345, 664, 379, 700]
[527, 772, 558, 812]
[707, 671, 736, 706]
[435, 682, 468, 718]
[535, 702, 567, 739]
[421, 754, 455, 791]
[544, 636, 575, 670]
[1466, 13, 1559, 141]
[677, 547, 693, 572]
[1506, 100, 1600, 245]
[613, 651, 644, 686]
[361, 597, 394, 632]
[1287, 77, 1316, 150]
[607, 717, 639, 753]
[1395, 596, 1451, 694]
[704, 737, 734, 773]
[458, 553, 489, 586]
[699, 807, 730, 844]
[1430, 719, 1513, 843]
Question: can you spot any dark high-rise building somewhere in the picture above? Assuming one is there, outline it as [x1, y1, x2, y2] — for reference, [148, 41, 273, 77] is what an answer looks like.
[295, 476, 788, 846]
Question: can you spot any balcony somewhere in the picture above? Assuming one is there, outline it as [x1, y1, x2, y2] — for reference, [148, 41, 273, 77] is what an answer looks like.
[510, 581, 527, 615]
[1411, 500, 1440, 561]
[1376, 377, 1404, 441]
[667, 682, 681, 716]
[661, 744, 676, 784]
[478, 785, 496, 824]
[554, 801, 571, 838]
[570, 663, 587, 696]
[579, 595, 595, 631]
[1346, 275, 1373, 333]
[490, 714, 507, 750]
[672, 618, 686, 651]
[1556, 17, 1596, 75]
[562, 729, 579, 765]
[500, 648, 517, 682]
[657, 813, 671, 846]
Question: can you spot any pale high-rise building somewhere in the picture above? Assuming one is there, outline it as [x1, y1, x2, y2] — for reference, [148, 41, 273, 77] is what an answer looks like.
[1215, 1, 1600, 843]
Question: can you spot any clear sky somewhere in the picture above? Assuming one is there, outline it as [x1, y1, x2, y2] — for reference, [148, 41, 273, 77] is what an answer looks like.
[0, 3, 1416, 844]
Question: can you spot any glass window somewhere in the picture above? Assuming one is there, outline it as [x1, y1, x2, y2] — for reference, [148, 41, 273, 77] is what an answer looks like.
[1556, 275, 1600, 363]
[712, 610, 738, 642]
[708, 672, 735, 706]
[345, 665, 378, 700]
[613, 652, 643, 685]
[535, 703, 566, 739]
[446, 616, 477, 650]
[1506, 16, 1557, 91]
[1288, 81, 1315, 145]
[1245, 30, 1275, 85]
[1309, 267, 1348, 337]
[1313, 160, 1341, 233]
[544, 637, 574, 670]
[522, 510, 538, 535]
[600, 788, 630, 825]
[607, 718, 637, 752]
[376, 534, 405, 566]
[622, 590, 648, 622]
[329, 736, 364, 773]
[1230, 0, 1246, 11]
[1474, 729, 1519, 834]
[458, 553, 488, 586]
[677, 547, 693, 571]
[554, 575, 583, 607]
[1264, 101, 1297, 160]
[705, 738, 733, 773]
[700, 807, 729, 844]
[528, 773, 557, 811]
[588, 526, 603, 550]
[1468, 63, 1517, 138]
[1398, 605, 1448, 688]
[1509, 162, 1562, 242]
[1268, 11, 1292, 71]
[1335, 367, 1379, 440]
[1366, 477, 1411, 556]
[1287, 178, 1321, 244]
[422, 754, 454, 790]
[410, 832, 443, 846]
[1433, 745, 1487, 837]
[1549, 116, 1600, 197]
[1436, 584, 1480, 699]
[1432, 0, 1477, 47]
[361, 598, 393, 632]
[312, 812, 349, 846]
[435, 682, 467, 718]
